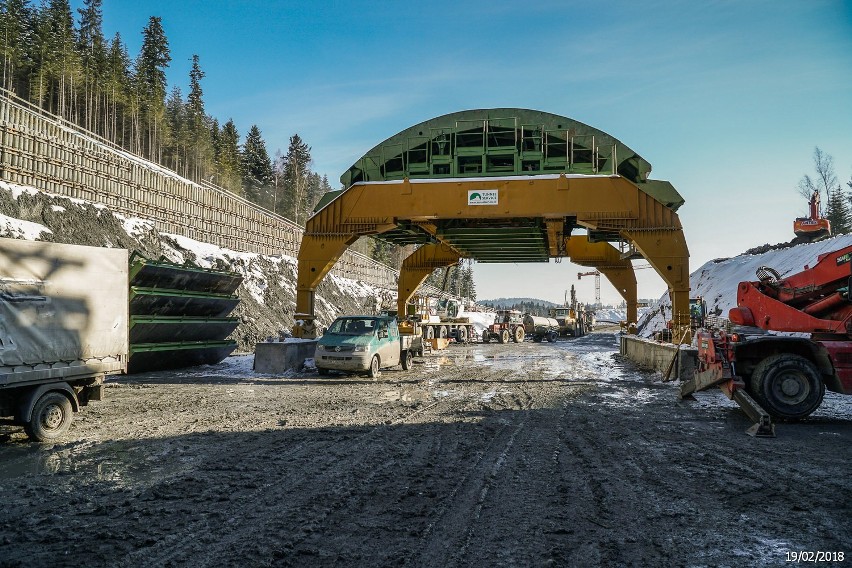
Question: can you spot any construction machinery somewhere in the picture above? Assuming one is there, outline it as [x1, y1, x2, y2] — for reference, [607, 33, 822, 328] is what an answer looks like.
[402, 295, 475, 343]
[482, 309, 526, 343]
[548, 286, 588, 337]
[793, 189, 831, 242]
[523, 315, 560, 342]
[681, 245, 852, 435]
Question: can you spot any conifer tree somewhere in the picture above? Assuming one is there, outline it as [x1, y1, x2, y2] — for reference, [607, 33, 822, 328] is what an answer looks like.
[217, 119, 243, 194]
[282, 133, 312, 223]
[0, 0, 33, 93]
[104, 32, 131, 144]
[241, 124, 273, 205]
[77, 0, 106, 131]
[186, 54, 213, 180]
[135, 16, 170, 159]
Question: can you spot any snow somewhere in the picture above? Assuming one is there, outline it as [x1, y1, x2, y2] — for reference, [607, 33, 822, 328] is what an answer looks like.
[640, 234, 852, 337]
[50, 205, 66, 212]
[0, 213, 52, 240]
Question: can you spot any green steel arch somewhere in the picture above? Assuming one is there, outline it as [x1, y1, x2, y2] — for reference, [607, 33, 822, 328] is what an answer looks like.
[342, 108, 652, 187]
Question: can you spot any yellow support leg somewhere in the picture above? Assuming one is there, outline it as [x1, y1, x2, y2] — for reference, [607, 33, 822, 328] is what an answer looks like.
[397, 244, 461, 316]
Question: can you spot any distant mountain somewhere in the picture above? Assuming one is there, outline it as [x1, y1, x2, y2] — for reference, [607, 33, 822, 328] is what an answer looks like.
[480, 297, 559, 310]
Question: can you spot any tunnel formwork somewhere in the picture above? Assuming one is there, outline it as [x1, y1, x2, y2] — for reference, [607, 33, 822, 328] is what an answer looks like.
[299, 109, 690, 341]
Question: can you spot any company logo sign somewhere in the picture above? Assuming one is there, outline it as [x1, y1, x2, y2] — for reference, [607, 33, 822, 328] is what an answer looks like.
[468, 190, 498, 206]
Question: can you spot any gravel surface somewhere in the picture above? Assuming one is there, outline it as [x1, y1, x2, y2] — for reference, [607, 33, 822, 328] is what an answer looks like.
[1, 330, 849, 567]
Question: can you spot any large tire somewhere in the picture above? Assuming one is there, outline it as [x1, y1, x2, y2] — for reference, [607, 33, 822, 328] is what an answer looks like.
[438, 326, 448, 339]
[425, 326, 435, 340]
[750, 354, 824, 420]
[546, 331, 557, 343]
[513, 326, 525, 343]
[368, 355, 381, 378]
[499, 329, 510, 344]
[457, 326, 468, 343]
[401, 350, 413, 370]
[24, 392, 73, 442]
[482, 329, 490, 343]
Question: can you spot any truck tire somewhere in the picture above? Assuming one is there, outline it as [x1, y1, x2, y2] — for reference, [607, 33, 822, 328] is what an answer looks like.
[547, 331, 557, 343]
[425, 326, 435, 340]
[369, 355, 381, 378]
[457, 326, 468, 343]
[24, 392, 73, 442]
[513, 326, 524, 343]
[438, 326, 448, 339]
[750, 354, 824, 420]
[499, 329, 510, 344]
[482, 329, 490, 343]
[401, 350, 413, 370]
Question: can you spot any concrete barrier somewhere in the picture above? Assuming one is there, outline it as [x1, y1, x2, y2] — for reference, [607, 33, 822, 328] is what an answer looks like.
[254, 339, 318, 373]
[619, 335, 697, 380]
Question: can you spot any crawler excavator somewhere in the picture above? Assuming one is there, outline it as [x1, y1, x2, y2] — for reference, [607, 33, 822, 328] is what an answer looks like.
[793, 189, 831, 242]
[681, 245, 852, 436]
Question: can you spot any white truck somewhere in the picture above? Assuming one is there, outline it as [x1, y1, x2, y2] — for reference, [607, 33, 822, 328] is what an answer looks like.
[0, 239, 128, 441]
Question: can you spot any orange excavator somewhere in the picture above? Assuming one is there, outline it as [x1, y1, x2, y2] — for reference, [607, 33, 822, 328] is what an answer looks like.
[793, 189, 831, 242]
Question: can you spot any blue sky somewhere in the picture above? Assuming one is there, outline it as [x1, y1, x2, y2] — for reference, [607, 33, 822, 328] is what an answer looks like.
[81, 0, 852, 304]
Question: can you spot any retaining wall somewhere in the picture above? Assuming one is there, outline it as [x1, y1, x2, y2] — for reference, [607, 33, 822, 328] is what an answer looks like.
[0, 90, 397, 289]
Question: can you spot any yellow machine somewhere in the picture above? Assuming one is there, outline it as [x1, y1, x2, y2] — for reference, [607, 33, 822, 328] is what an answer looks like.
[294, 110, 690, 343]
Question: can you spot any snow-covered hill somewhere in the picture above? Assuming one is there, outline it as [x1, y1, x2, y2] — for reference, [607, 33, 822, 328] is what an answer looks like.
[638, 234, 852, 337]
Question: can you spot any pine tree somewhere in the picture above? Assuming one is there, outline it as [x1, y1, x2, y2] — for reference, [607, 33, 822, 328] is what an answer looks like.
[241, 124, 273, 206]
[77, 0, 106, 132]
[104, 32, 131, 145]
[135, 16, 170, 159]
[826, 185, 851, 234]
[0, 0, 34, 93]
[217, 119, 242, 194]
[185, 54, 213, 180]
[282, 133, 312, 223]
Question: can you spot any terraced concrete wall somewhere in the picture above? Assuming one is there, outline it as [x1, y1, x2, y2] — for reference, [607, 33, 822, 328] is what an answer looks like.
[0, 90, 398, 289]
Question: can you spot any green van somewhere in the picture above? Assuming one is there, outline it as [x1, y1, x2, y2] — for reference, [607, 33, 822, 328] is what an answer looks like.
[315, 315, 419, 377]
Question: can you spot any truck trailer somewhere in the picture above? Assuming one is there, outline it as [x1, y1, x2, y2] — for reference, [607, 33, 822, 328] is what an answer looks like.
[0, 239, 128, 441]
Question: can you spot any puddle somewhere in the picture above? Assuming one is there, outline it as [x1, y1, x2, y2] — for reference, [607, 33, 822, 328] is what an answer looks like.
[0, 438, 190, 484]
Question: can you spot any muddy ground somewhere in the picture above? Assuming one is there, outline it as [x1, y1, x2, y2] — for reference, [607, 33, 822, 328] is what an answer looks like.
[1, 330, 849, 567]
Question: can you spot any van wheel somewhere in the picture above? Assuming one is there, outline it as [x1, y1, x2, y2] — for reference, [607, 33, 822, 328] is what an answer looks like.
[401, 350, 413, 370]
[369, 355, 381, 378]
[24, 392, 73, 442]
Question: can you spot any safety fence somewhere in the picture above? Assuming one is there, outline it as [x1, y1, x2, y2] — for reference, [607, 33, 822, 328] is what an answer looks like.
[0, 89, 398, 289]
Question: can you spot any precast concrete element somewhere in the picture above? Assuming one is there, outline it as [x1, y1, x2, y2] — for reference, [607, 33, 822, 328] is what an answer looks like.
[620, 335, 697, 381]
[254, 340, 318, 373]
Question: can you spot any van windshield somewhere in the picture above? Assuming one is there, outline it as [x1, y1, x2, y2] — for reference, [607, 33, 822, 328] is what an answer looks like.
[326, 317, 378, 336]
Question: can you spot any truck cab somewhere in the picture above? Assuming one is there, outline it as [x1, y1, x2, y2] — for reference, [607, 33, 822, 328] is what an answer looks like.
[315, 315, 415, 377]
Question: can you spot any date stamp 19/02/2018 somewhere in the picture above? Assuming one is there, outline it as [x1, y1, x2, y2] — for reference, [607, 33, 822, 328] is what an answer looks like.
[785, 551, 845, 563]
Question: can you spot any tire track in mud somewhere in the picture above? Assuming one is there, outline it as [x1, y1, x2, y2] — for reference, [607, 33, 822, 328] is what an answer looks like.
[119, 375, 469, 567]
[399, 377, 541, 567]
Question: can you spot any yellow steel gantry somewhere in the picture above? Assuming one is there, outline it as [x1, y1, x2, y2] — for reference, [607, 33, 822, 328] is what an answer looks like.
[296, 173, 690, 342]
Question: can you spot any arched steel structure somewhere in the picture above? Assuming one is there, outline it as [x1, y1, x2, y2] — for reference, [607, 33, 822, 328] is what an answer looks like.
[299, 109, 691, 341]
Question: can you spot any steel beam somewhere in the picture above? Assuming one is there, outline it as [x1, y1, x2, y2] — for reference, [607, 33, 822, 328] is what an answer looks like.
[296, 174, 689, 338]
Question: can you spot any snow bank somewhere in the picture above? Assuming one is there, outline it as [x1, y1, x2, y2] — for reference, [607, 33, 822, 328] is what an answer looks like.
[640, 234, 852, 337]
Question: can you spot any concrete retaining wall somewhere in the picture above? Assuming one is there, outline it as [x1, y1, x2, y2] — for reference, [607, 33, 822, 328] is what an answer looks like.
[254, 340, 318, 373]
[619, 335, 697, 380]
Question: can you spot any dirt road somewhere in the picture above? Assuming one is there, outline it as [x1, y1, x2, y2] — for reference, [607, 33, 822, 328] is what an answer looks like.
[1, 331, 849, 567]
